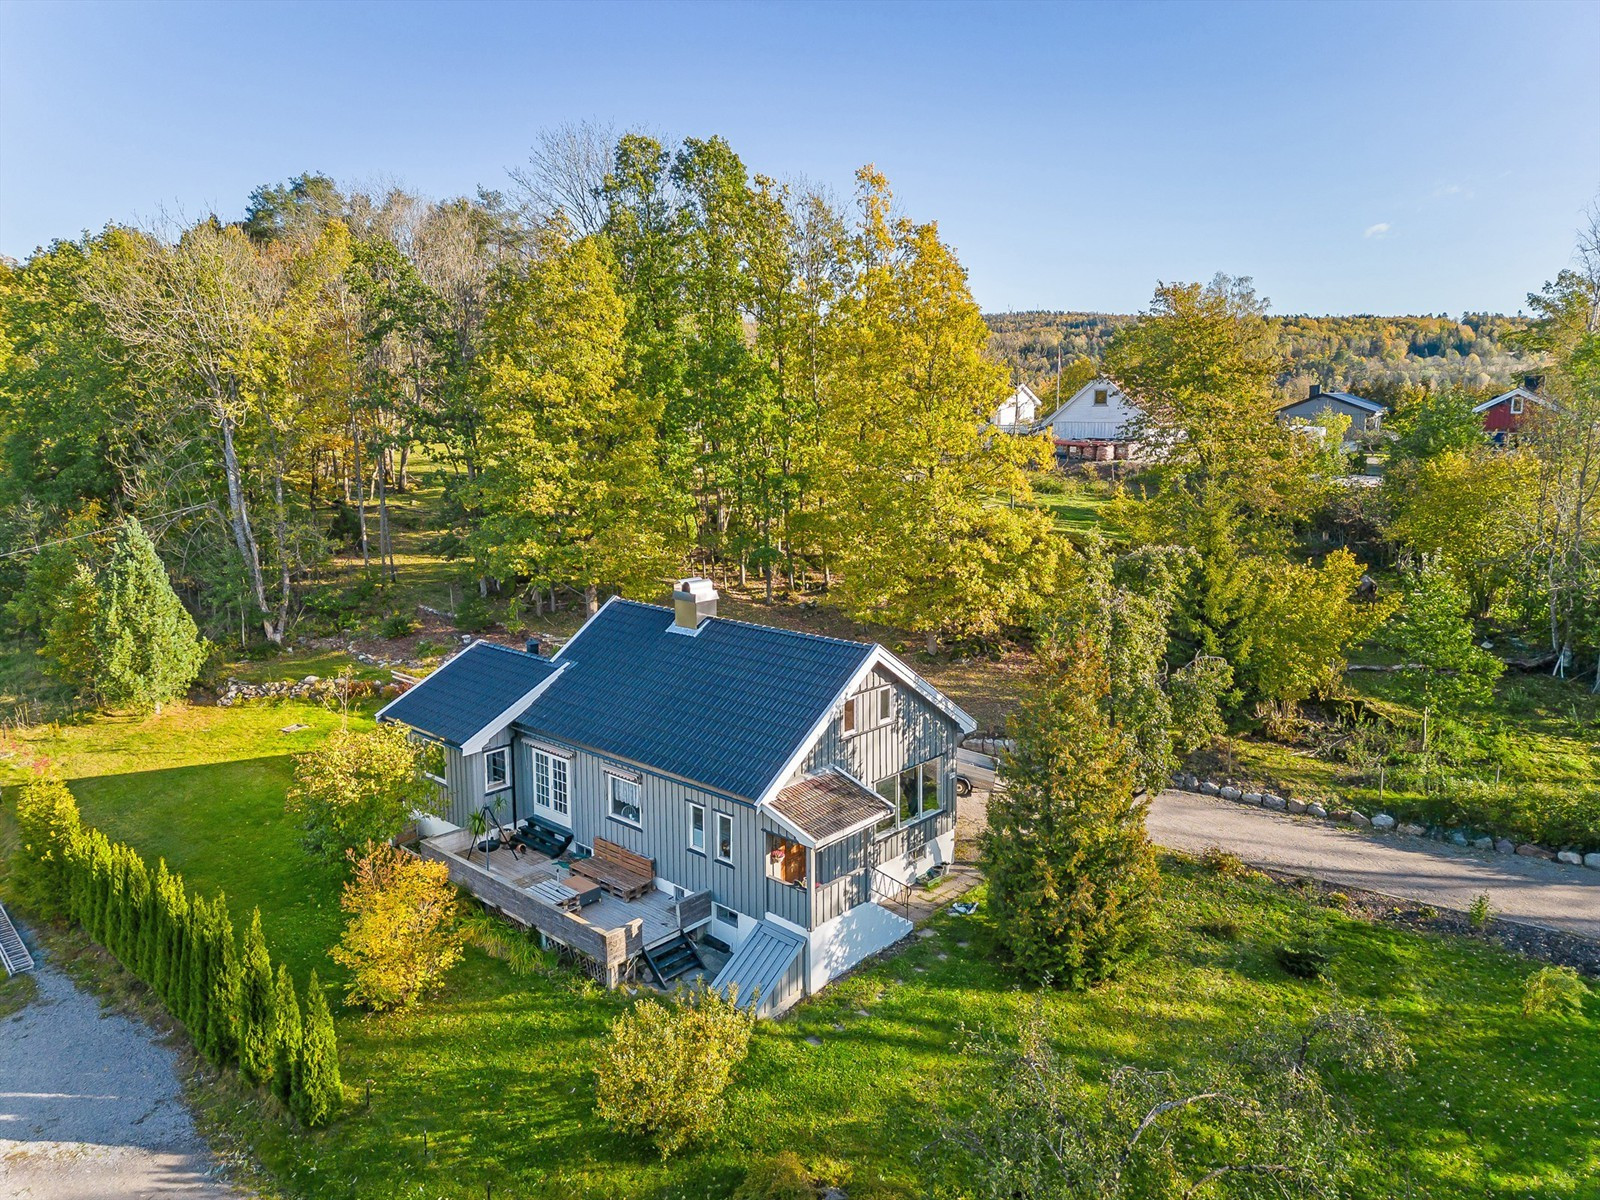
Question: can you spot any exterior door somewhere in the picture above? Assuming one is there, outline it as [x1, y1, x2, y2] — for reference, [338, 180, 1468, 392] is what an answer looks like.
[529, 747, 573, 829]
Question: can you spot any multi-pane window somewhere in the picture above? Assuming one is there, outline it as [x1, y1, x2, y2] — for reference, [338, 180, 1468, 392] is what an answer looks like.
[715, 811, 734, 863]
[532, 749, 569, 818]
[484, 746, 509, 792]
[690, 803, 706, 853]
[608, 774, 642, 826]
[843, 685, 892, 737]
[875, 757, 943, 831]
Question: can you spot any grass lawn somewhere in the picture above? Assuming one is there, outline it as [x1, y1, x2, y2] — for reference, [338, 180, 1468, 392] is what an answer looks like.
[1030, 486, 1117, 536]
[3, 702, 1596, 1199]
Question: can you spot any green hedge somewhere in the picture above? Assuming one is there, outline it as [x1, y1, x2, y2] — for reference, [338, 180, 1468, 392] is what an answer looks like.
[12, 776, 342, 1125]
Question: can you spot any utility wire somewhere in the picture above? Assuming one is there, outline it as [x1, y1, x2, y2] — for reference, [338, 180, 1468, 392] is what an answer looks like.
[0, 502, 213, 562]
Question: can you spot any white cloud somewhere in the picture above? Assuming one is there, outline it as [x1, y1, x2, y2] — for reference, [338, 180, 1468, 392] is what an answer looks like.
[1363, 222, 1392, 239]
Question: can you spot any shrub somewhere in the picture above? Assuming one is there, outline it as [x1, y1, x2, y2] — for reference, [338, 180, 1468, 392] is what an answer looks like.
[286, 725, 433, 862]
[1468, 893, 1492, 930]
[1522, 966, 1589, 1018]
[454, 589, 493, 633]
[238, 909, 275, 1086]
[1275, 942, 1330, 980]
[11, 775, 82, 914]
[271, 964, 302, 1106]
[293, 969, 343, 1127]
[593, 983, 757, 1157]
[1199, 845, 1249, 878]
[735, 1151, 817, 1200]
[330, 842, 464, 1011]
[379, 612, 415, 639]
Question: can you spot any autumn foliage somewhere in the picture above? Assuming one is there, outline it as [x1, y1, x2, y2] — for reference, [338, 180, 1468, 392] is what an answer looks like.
[331, 841, 464, 1011]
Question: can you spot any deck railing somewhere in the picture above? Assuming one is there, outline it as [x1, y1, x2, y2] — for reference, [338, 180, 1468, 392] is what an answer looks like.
[418, 840, 635, 986]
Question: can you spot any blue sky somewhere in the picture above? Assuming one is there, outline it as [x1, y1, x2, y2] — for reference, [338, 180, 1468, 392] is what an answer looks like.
[2, 0, 1596, 315]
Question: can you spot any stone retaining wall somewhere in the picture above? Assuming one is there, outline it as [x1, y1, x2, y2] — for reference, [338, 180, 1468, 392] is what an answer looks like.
[1170, 772, 1600, 872]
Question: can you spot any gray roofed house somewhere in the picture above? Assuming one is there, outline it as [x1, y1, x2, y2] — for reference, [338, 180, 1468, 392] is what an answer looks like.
[1277, 383, 1387, 446]
[376, 641, 563, 752]
[379, 578, 974, 1014]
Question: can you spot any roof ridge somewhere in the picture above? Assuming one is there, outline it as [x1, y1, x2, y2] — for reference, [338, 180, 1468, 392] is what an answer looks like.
[606, 596, 878, 654]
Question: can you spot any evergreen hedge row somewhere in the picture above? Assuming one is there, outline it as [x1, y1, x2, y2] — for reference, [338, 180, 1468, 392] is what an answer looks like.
[12, 776, 342, 1126]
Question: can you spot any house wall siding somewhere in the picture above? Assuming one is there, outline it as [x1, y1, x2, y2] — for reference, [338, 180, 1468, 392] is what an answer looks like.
[796, 666, 961, 927]
[514, 731, 767, 918]
[440, 726, 514, 829]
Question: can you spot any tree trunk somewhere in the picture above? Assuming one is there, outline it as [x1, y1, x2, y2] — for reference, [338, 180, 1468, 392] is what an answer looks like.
[377, 448, 395, 583]
[584, 583, 598, 616]
[217, 407, 277, 645]
[352, 420, 370, 571]
[925, 628, 937, 656]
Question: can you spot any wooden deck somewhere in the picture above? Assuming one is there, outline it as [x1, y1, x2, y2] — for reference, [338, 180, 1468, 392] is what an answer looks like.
[417, 828, 712, 987]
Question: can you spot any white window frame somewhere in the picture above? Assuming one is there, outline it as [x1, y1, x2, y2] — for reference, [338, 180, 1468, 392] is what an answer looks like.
[607, 773, 642, 828]
[873, 756, 944, 834]
[715, 810, 734, 864]
[713, 903, 739, 927]
[1510, 395, 1524, 415]
[1093, 388, 1109, 406]
[689, 802, 706, 854]
[531, 748, 571, 818]
[484, 746, 510, 793]
[843, 685, 892, 738]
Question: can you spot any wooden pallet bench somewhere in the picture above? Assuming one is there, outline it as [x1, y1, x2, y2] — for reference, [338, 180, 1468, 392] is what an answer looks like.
[570, 837, 655, 902]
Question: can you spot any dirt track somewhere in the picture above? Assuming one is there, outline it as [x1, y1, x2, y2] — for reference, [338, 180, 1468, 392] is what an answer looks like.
[0, 949, 242, 1200]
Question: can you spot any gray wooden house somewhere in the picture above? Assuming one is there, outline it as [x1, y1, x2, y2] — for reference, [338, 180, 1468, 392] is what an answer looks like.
[1277, 384, 1387, 446]
[377, 579, 974, 1016]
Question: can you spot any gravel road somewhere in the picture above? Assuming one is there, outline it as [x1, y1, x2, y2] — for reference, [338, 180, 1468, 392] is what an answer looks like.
[1148, 789, 1600, 940]
[0, 947, 243, 1200]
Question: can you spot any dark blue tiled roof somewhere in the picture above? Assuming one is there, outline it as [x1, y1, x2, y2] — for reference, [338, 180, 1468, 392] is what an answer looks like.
[378, 641, 561, 747]
[517, 600, 875, 801]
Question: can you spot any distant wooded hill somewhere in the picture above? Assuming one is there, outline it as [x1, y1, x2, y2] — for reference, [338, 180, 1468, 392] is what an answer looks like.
[985, 311, 1538, 404]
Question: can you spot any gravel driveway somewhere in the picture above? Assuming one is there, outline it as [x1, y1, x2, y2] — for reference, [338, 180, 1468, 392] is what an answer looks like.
[0, 946, 243, 1200]
[1149, 789, 1600, 941]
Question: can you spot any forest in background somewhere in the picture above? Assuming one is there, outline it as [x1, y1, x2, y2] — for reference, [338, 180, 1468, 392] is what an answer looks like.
[987, 310, 1540, 403]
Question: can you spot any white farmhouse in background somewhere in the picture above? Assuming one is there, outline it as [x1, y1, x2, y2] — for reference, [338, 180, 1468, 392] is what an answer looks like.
[1036, 377, 1141, 461]
[989, 383, 1041, 434]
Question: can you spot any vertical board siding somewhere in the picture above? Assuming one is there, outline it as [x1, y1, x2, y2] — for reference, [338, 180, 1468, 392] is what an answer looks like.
[765, 877, 809, 927]
[443, 728, 513, 829]
[797, 669, 962, 928]
[513, 729, 766, 919]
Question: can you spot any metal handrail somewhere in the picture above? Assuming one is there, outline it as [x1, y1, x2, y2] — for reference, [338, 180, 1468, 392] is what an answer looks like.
[868, 865, 912, 917]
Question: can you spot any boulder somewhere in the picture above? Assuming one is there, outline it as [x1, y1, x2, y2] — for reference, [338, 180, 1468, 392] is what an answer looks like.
[1306, 802, 1328, 819]
[1585, 852, 1600, 870]
[1371, 813, 1396, 831]
[1494, 838, 1516, 854]
[1472, 836, 1494, 850]
[1286, 797, 1307, 814]
[1557, 850, 1582, 866]
[1348, 812, 1371, 828]
[1447, 830, 1469, 847]
[1243, 791, 1264, 805]
[1262, 794, 1287, 812]
[1220, 786, 1242, 802]
[1200, 781, 1221, 796]
[1181, 773, 1199, 790]
[1398, 822, 1426, 837]
[1516, 843, 1555, 860]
